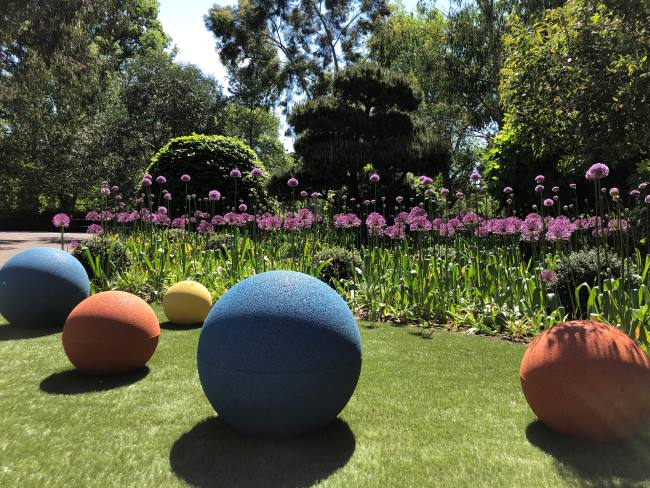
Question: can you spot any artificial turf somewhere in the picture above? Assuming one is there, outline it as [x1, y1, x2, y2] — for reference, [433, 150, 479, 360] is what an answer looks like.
[1, 306, 649, 487]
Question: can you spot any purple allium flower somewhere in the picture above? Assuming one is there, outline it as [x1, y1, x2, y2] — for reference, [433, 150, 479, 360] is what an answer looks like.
[333, 213, 362, 229]
[645, 195, 650, 204]
[585, 162, 609, 180]
[208, 190, 221, 201]
[287, 177, 299, 187]
[311, 192, 321, 199]
[52, 213, 70, 228]
[470, 170, 481, 182]
[608, 219, 629, 233]
[503, 186, 513, 194]
[424, 189, 434, 197]
[300, 191, 308, 198]
[535, 184, 544, 193]
[230, 168, 242, 178]
[363, 200, 371, 206]
[609, 187, 619, 196]
[251, 167, 263, 178]
[142, 177, 152, 186]
[630, 190, 640, 198]
[157, 206, 167, 215]
[181, 174, 191, 182]
[418, 175, 433, 185]
[156, 176, 166, 184]
[100, 187, 111, 196]
[197, 220, 213, 234]
[396, 196, 404, 204]
[440, 188, 449, 197]
[369, 173, 380, 183]
[85, 211, 101, 221]
[365, 212, 386, 235]
[639, 182, 648, 190]
[86, 224, 103, 235]
[535, 175, 545, 184]
[256, 213, 282, 231]
[238, 203, 248, 212]
[164, 193, 172, 201]
[455, 191, 464, 199]
[543, 198, 554, 207]
[552, 186, 559, 193]
[540, 269, 558, 285]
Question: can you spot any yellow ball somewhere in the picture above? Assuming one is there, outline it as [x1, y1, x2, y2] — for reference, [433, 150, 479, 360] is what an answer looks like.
[163, 281, 213, 325]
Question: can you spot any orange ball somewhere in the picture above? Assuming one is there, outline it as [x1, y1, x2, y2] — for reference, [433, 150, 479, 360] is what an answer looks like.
[62, 291, 160, 375]
[520, 320, 650, 441]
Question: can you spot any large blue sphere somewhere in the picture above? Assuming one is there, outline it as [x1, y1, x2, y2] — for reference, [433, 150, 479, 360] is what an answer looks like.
[0, 247, 90, 328]
[197, 270, 362, 438]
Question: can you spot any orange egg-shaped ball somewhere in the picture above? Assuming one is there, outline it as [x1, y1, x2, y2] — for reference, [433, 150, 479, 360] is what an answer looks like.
[62, 291, 160, 375]
[520, 320, 650, 441]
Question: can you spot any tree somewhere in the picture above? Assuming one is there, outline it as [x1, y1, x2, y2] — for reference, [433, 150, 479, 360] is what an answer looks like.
[0, 0, 169, 213]
[205, 0, 390, 103]
[289, 64, 447, 196]
[221, 103, 288, 175]
[485, 0, 650, 202]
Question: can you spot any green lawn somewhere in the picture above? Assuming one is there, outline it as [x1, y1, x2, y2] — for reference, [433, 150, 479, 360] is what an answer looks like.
[1, 306, 649, 487]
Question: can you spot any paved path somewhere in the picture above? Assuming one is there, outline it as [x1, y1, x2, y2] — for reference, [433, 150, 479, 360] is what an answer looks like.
[0, 232, 89, 266]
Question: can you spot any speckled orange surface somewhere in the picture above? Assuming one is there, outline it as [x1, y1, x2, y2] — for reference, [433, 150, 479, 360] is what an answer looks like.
[62, 291, 160, 375]
[520, 320, 650, 441]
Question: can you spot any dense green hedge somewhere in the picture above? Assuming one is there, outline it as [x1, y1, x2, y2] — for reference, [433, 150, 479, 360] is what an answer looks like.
[147, 134, 268, 212]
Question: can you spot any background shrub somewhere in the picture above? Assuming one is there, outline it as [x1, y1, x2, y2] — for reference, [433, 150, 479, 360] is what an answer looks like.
[147, 134, 269, 213]
[314, 245, 362, 285]
[72, 236, 131, 279]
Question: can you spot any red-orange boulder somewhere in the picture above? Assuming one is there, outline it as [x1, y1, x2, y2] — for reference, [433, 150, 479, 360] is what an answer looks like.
[520, 320, 650, 441]
[62, 291, 160, 375]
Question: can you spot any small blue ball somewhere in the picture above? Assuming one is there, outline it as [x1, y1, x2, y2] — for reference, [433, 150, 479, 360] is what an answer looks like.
[0, 247, 90, 328]
[197, 270, 362, 438]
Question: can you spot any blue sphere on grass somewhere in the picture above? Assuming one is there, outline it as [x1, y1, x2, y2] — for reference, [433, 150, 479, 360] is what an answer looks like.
[197, 270, 362, 438]
[0, 247, 90, 328]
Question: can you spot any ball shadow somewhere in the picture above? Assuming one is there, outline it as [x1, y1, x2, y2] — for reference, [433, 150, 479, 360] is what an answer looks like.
[160, 321, 203, 331]
[39, 367, 150, 395]
[170, 417, 356, 488]
[0, 323, 61, 341]
[526, 420, 650, 484]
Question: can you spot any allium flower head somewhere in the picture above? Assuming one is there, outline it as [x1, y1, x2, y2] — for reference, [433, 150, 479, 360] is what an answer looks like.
[639, 182, 648, 190]
[142, 177, 152, 186]
[609, 187, 619, 196]
[157, 206, 167, 215]
[287, 177, 299, 187]
[251, 167, 263, 177]
[418, 175, 433, 185]
[396, 196, 404, 204]
[425, 189, 434, 197]
[100, 187, 111, 196]
[585, 162, 609, 180]
[52, 213, 70, 228]
[440, 188, 450, 196]
[156, 176, 166, 184]
[230, 168, 242, 178]
[86, 224, 103, 235]
[239, 203, 247, 212]
[208, 190, 221, 201]
[181, 174, 191, 182]
[470, 170, 481, 182]
[300, 191, 308, 198]
[535, 184, 544, 193]
[503, 186, 513, 194]
[311, 192, 321, 199]
[543, 198, 554, 207]
[552, 186, 559, 193]
[540, 269, 558, 285]
[645, 195, 650, 204]
[630, 189, 640, 198]
[164, 193, 172, 201]
[369, 173, 380, 183]
[570, 183, 577, 189]
[535, 175, 545, 184]
[455, 191, 464, 199]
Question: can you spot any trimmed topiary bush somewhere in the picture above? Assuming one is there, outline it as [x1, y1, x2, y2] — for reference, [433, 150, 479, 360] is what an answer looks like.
[147, 134, 268, 212]
[314, 246, 362, 285]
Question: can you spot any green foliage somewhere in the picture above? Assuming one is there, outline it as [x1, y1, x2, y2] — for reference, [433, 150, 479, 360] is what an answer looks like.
[487, 0, 650, 198]
[148, 134, 268, 210]
[314, 246, 362, 285]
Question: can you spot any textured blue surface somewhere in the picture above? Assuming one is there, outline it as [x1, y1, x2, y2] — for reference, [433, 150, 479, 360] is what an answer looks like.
[197, 270, 362, 438]
[0, 247, 90, 328]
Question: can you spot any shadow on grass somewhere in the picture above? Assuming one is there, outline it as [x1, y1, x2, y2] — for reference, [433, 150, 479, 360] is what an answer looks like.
[160, 321, 203, 331]
[0, 323, 61, 341]
[170, 417, 355, 488]
[526, 420, 650, 484]
[39, 367, 149, 395]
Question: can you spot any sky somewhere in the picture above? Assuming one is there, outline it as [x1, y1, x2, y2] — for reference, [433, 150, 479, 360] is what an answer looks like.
[157, 0, 423, 150]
